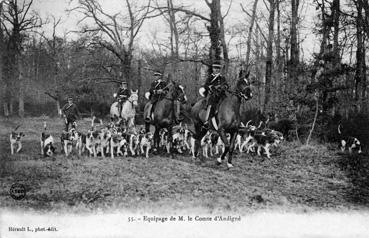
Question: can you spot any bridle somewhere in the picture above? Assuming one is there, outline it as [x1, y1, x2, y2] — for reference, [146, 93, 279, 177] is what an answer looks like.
[127, 94, 138, 107]
[227, 78, 252, 101]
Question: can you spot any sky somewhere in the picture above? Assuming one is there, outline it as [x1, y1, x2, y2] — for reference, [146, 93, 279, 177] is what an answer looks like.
[30, 0, 319, 61]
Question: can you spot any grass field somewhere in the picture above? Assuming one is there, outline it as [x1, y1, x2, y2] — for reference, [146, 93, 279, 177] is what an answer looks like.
[1, 117, 369, 214]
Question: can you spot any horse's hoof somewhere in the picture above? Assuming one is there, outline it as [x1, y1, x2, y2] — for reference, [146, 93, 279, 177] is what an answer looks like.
[227, 163, 234, 168]
[217, 157, 222, 164]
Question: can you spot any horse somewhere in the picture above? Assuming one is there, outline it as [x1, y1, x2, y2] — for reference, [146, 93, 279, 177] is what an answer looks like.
[110, 90, 139, 128]
[144, 81, 187, 152]
[191, 71, 253, 168]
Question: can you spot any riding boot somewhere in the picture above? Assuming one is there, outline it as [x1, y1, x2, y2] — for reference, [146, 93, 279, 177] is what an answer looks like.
[145, 103, 152, 123]
[118, 103, 122, 118]
[203, 105, 211, 129]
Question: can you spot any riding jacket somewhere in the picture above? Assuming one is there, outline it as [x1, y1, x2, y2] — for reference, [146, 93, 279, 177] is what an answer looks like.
[116, 88, 131, 101]
[204, 73, 228, 92]
[149, 79, 168, 101]
[61, 103, 80, 121]
[203, 73, 229, 106]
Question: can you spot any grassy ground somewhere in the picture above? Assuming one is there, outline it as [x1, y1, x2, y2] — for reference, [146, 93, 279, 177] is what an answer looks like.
[1, 117, 369, 214]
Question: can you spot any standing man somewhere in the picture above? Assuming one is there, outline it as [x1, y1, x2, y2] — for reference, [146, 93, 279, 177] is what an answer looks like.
[61, 96, 80, 131]
[114, 81, 131, 117]
[145, 71, 168, 123]
[199, 61, 229, 128]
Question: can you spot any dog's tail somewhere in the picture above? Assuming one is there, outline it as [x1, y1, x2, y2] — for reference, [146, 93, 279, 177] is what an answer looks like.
[245, 120, 252, 127]
[257, 121, 263, 129]
[13, 125, 21, 132]
[338, 124, 342, 135]
[43, 121, 47, 131]
[91, 116, 95, 131]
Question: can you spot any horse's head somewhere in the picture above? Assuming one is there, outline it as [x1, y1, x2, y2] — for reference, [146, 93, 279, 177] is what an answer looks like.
[129, 90, 138, 107]
[168, 81, 187, 103]
[236, 71, 252, 100]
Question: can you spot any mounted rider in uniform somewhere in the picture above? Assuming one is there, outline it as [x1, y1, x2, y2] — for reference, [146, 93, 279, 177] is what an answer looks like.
[145, 71, 168, 122]
[114, 81, 131, 118]
[199, 61, 229, 128]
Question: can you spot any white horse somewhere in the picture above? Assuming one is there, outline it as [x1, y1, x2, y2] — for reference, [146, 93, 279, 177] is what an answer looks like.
[110, 90, 138, 128]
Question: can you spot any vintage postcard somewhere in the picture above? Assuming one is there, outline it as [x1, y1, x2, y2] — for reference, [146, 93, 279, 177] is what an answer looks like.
[1, 0, 369, 237]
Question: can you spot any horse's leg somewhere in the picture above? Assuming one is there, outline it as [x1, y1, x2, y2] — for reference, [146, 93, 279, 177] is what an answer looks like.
[154, 126, 160, 152]
[217, 129, 230, 165]
[167, 125, 173, 155]
[193, 123, 206, 160]
[226, 131, 238, 168]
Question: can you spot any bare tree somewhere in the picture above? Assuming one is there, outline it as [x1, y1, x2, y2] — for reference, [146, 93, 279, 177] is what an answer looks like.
[40, 16, 63, 116]
[1, 0, 41, 117]
[264, 0, 276, 112]
[240, 0, 259, 67]
[73, 0, 153, 88]
[354, 0, 367, 110]
[288, 0, 299, 97]
[0, 1, 5, 116]
[154, 0, 230, 76]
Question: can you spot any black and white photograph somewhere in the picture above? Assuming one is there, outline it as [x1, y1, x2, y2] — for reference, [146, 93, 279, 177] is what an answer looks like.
[0, 0, 369, 237]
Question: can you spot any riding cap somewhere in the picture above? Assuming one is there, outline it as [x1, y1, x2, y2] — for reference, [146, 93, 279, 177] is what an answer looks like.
[212, 62, 222, 69]
[67, 96, 73, 100]
[121, 81, 128, 85]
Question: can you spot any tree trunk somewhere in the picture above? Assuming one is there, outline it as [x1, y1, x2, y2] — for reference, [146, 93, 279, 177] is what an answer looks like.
[207, 0, 222, 77]
[289, 0, 300, 96]
[275, 0, 282, 105]
[137, 58, 143, 101]
[9, 97, 14, 115]
[245, 0, 259, 67]
[0, 2, 7, 116]
[217, 0, 229, 74]
[332, 0, 340, 66]
[355, 0, 367, 110]
[255, 28, 262, 110]
[167, 0, 179, 73]
[264, 0, 275, 112]
[18, 56, 24, 117]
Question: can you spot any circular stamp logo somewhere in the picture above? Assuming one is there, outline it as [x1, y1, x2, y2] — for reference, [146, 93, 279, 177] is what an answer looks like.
[9, 183, 26, 200]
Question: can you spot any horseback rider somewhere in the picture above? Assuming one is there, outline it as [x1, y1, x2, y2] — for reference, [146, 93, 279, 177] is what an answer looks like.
[199, 61, 229, 128]
[114, 81, 131, 117]
[145, 71, 168, 122]
[61, 96, 80, 131]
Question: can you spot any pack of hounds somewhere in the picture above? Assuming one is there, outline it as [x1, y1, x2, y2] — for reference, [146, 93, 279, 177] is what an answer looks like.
[10, 118, 362, 158]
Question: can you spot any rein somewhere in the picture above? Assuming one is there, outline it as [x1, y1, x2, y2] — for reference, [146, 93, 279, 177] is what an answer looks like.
[226, 88, 244, 99]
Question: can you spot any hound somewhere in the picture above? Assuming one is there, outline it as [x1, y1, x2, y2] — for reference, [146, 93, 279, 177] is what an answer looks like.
[10, 125, 25, 155]
[338, 124, 362, 154]
[172, 128, 186, 154]
[110, 133, 128, 158]
[140, 132, 154, 158]
[200, 131, 213, 158]
[247, 129, 284, 158]
[74, 131, 87, 155]
[40, 122, 56, 157]
[60, 128, 78, 156]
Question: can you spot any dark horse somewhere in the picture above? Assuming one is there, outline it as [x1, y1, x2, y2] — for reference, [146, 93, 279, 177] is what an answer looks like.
[191, 71, 252, 168]
[144, 80, 187, 151]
